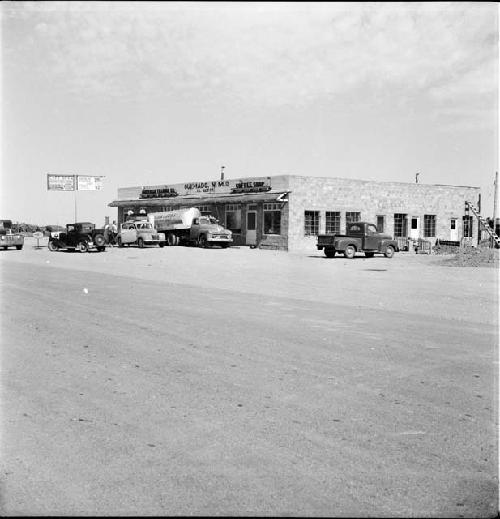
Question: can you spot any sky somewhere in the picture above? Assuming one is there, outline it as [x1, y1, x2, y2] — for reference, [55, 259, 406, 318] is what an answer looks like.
[1, 1, 498, 226]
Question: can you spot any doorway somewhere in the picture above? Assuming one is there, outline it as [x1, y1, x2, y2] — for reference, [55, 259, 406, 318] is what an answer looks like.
[246, 207, 257, 246]
[410, 216, 420, 240]
[450, 219, 458, 241]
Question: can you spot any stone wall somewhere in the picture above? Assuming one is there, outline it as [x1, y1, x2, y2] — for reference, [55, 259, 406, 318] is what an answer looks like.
[286, 176, 480, 251]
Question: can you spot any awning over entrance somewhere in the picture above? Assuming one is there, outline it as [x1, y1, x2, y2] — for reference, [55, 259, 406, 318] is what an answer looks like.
[108, 190, 290, 208]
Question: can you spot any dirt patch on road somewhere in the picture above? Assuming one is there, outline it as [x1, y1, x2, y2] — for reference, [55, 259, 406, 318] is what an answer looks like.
[436, 245, 499, 268]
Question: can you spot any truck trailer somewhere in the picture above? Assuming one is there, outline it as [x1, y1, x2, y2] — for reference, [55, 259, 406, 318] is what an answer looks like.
[148, 208, 232, 248]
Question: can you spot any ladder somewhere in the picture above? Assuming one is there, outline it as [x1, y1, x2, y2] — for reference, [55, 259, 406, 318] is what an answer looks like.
[465, 201, 500, 247]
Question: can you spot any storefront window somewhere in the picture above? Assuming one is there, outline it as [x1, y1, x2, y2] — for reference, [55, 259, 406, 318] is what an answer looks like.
[304, 211, 320, 236]
[463, 215, 473, 238]
[197, 205, 212, 216]
[325, 211, 341, 234]
[424, 214, 436, 237]
[346, 212, 361, 225]
[225, 204, 241, 233]
[394, 213, 408, 237]
[263, 203, 281, 235]
[377, 215, 385, 233]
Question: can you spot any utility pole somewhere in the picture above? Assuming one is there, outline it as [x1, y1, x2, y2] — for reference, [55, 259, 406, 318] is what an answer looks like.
[220, 165, 225, 181]
[493, 171, 498, 224]
[415, 172, 420, 184]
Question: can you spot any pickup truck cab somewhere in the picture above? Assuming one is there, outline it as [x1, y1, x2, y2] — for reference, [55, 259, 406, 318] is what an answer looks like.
[317, 221, 399, 259]
[0, 220, 24, 250]
[117, 220, 165, 248]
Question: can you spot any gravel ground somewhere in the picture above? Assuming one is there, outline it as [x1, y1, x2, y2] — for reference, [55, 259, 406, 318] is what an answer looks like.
[0, 238, 498, 517]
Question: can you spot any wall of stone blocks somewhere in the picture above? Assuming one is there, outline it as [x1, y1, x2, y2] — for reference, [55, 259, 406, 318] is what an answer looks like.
[285, 176, 480, 251]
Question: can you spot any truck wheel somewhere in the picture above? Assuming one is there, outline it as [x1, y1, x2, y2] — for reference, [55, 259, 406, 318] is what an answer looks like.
[76, 241, 89, 253]
[48, 241, 59, 252]
[198, 235, 208, 248]
[117, 237, 123, 248]
[138, 238, 144, 248]
[324, 248, 335, 258]
[167, 233, 177, 246]
[384, 245, 395, 258]
[16, 245, 23, 250]
[97, 246, 106, 252]
[365, 252, 375, 258]
[344, 245, 356, 259]
[94, 233, 105, 247]
[159, 243, 165, 248]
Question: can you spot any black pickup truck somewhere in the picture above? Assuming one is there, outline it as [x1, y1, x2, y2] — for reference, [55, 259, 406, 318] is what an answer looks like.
[317, 221, 399, 259]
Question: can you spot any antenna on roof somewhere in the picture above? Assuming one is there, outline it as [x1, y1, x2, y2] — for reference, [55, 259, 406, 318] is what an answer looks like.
[415, 172, 420, 184]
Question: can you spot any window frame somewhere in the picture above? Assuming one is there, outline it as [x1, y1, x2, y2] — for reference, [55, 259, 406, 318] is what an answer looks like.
[325, 211, 341, 234]
[304, 210, 320, 236]
[263, 203, 281, 235]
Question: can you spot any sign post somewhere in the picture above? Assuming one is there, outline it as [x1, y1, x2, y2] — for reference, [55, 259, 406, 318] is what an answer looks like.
[32, 231, 44, 249]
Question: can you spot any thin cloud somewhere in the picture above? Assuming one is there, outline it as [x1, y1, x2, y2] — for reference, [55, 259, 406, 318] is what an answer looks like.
[4, 2, 498, 117]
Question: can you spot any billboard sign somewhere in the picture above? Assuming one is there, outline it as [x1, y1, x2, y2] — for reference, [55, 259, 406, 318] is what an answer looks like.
[47, 174, 76, 191]
[77, 176, 104, 191]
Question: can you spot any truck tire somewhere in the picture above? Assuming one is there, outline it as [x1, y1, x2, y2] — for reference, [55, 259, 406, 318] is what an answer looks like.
[365, 252, 375, 258]
[324, 248, 335, 258]
[48, 240, 59, 252]
[16, 245, 23, 250]
[77, 241, 89, 253]
[384, 245, 395, 258]
[97, 246, 106, 252]
[138, 238, 144, 248]
[167, 233, 177, 246]
[344, 245, 356, 259]
[198, 235, 208, 248]
[117, 237, 123, 248]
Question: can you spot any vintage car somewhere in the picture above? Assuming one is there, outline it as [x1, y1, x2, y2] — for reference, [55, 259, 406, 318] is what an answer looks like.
[48, 222, 106, 252]
[117, 220, 165, 248]
[0, 220, 24, 250]
[317, 221, 399, 259]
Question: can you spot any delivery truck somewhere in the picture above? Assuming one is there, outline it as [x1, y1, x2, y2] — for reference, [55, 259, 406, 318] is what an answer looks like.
[148, 208, 232, 248]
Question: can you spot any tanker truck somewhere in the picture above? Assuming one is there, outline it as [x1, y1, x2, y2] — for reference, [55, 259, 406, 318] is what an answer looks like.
[148, 208, 232, 248]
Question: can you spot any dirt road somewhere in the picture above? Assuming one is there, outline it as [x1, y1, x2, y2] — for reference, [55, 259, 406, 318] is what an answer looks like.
[1, 240, 497, 516]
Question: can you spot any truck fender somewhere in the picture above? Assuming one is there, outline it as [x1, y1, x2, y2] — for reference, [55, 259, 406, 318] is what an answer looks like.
[334, 239, 359, 252]
[379, 239, 399, 252]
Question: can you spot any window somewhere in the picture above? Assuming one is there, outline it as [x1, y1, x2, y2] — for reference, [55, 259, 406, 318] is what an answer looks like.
[304, 211, 320, 236]
[394, 213, 408, 237]
[376, 215, 385, 233]
[263, 203, 281, 235]
[346, 212, 361, 225]
[450, 219, 456, 230]
[325, 211, 341, 234]
[225, 204, 241, 233]
[424, 215, 436, 237]
[197, 205, 212, 216]
[463, 215, 473, 238]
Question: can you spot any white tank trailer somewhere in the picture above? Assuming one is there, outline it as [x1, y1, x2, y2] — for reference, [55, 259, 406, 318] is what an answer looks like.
[148, 208, 232, 248]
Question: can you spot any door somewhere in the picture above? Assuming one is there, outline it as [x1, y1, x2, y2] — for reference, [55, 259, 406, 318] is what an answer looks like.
[450, 219, 458, 241]
[246, 211, 257, 246]
[121, 223, 137, 244]
[410, 216, 420, 240]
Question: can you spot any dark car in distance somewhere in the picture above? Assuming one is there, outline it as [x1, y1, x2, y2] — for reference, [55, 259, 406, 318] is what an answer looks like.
[48, 222, 106, 253]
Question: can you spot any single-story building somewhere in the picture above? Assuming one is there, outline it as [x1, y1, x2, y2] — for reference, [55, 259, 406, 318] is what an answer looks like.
[109, 174, 481, 251]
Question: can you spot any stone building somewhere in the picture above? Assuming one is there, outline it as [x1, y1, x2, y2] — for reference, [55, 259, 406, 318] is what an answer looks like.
[108, 174, 481, 251]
